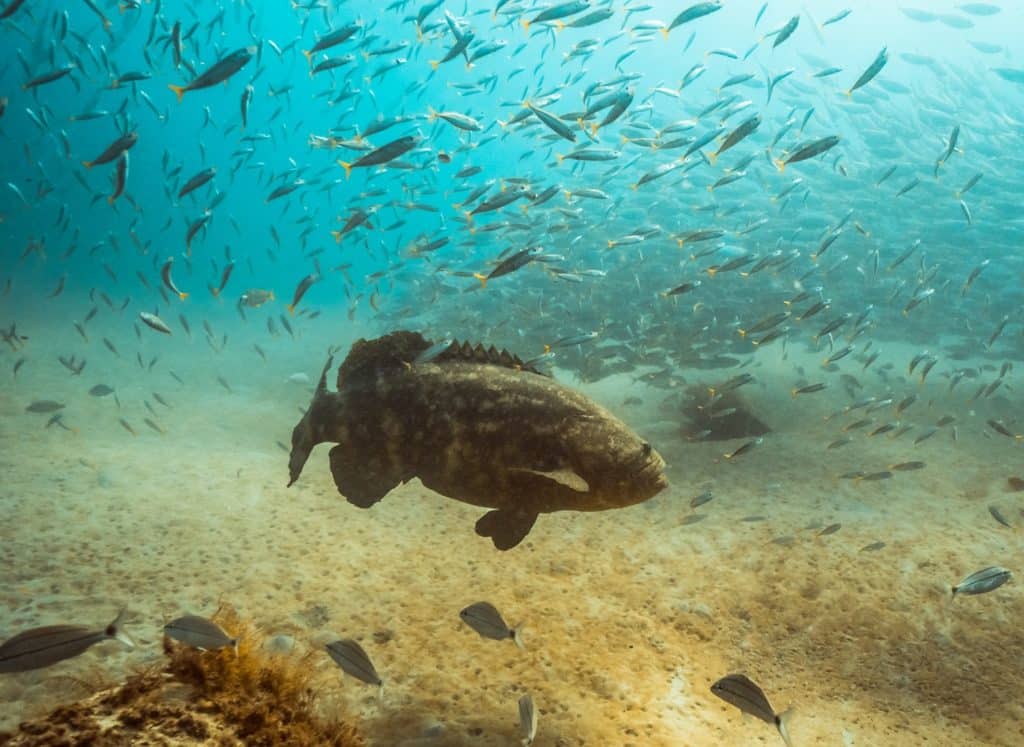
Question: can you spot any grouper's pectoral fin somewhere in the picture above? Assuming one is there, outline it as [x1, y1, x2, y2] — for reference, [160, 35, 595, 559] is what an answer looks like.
[508, 467, 589, 493]
[475, 509, 538, 551]
[328, 445, 402, 509]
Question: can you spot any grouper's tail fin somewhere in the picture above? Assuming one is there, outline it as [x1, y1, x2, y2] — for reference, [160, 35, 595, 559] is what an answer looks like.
[287, 348, 338, 487]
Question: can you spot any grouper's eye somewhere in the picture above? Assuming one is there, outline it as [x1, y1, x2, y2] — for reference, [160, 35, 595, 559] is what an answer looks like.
[641, 442, 652, 458]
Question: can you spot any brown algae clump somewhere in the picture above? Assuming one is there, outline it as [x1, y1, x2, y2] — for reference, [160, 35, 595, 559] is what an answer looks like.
[0, 605, 363, 746]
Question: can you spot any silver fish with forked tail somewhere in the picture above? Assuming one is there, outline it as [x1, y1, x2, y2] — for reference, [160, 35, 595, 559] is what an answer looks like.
[288, 331, 668, 550]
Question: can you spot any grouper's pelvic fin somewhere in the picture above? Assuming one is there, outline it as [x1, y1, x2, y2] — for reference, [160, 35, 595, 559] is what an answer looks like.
[475, 509, 539, 550]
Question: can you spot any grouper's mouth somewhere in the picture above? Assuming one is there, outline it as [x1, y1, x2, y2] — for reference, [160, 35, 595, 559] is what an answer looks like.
[630, 443, 669, 496]
[641, 458, 669, 493]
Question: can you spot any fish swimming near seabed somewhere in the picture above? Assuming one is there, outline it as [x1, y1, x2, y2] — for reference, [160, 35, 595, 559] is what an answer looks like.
[325, 638, 383, 691]
[460, 601, 525, 648]
[519, 693, 538, 746]
[287, 331, 668, 550]
[163, 614, 237, 652]
[952, 566, 1011, 597]
[0, 610, 134, 673]
[711, 673, 793, 746]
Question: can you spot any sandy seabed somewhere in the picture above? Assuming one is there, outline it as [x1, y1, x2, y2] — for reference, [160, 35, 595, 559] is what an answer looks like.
[1, 305, 1023, 746]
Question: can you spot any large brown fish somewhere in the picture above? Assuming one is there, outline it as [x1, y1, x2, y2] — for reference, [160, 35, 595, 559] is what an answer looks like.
[288, 331, 668, 550]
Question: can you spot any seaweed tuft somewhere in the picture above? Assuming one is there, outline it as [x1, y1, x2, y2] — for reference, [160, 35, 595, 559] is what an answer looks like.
[0, 605, 363, 746]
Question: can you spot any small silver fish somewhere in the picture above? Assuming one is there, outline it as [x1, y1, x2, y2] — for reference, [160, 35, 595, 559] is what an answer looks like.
[326, 638, 382, 689]
[139, 311, 173, 335]
[518, 693, 537, 746]
[164, 614, 237, 652]
[460, 602, 524, 649]
[690, 488, 714, 508]
[711, 673, 792, 746]
[952, 566, 1011, 597]
[0, 610, 134, 673]
[724, 436, 763, 461]
[414, 338, 455, 364]
[988, 505, 1011, 528]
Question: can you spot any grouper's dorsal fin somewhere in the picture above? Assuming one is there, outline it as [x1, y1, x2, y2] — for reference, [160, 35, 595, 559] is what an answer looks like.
[317, 347, 337, 394]
[432, 338, 550, 377]
[337, 330, 431, 387]
[338, 331, 550, 382]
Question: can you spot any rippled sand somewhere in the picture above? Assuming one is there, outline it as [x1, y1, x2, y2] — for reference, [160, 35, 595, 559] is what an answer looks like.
[1, 310, 1022, 745]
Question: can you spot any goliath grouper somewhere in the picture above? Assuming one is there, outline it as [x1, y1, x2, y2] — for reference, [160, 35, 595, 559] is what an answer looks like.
[288, 331, 668, 550]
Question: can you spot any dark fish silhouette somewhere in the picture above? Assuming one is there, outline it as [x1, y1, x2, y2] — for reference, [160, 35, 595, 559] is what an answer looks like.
[82, 131, 138, 169]
[711, 673, 793, 746]
[167, 46, 256, 102]
[288, 331, 667, 550]
[26, 400, 65, 413]
[0, 611, 133, 673]
[460, 601, 524, 649]
[325, 638, 382, 688]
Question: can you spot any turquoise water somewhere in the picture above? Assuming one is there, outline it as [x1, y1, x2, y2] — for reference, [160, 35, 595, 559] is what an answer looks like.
[2, 1, 1024, 744]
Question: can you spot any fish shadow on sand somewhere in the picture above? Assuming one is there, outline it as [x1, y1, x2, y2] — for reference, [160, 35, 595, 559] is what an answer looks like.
[864, 620, 1024, 732]
[371, 708, 552, 747]
[681, 382, 772, 441]
[751, 582, 1024, 739]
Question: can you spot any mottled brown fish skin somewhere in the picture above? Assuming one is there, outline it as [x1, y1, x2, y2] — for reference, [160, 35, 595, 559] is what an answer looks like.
[289, 331, 667, 549]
